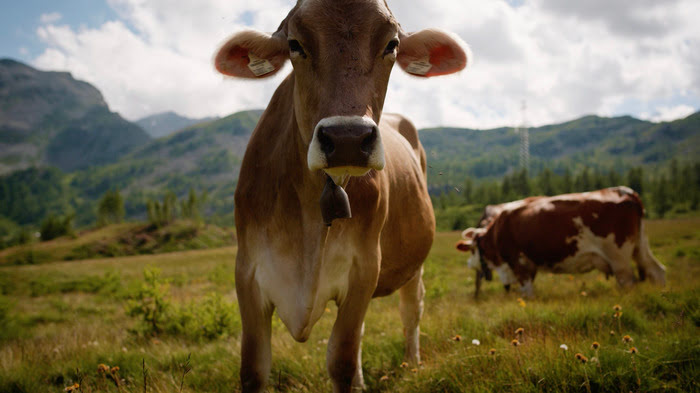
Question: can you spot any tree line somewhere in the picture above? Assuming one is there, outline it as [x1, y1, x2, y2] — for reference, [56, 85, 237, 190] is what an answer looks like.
[0, 186, 208, 249]
[434, 159, 700, 230]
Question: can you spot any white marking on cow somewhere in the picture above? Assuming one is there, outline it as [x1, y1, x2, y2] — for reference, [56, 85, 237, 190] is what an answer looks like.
[252, 229, 356, 341]
[494, 263, 517, 286]
[307, 116, 384, 173]
[520, 280, 534, 298]
[546, 217, 636, 286]
[467, 247, 481, 270]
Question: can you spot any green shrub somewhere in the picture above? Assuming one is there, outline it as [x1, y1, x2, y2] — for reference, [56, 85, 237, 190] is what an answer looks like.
[190, 293, 240, 340]
[0, 296, 20, 341]
[126, 268, 240, 340]
[8, 249, 51, 265]
[127, 267, 172, 335]
[40, 213, 74, 241]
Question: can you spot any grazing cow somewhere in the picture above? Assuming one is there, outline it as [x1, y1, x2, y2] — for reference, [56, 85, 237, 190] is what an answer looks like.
[213, 1, 469, 391]
[456, 187, 666, 297]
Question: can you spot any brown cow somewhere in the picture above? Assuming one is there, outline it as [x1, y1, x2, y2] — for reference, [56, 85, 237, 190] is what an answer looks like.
[213, 1, 469, 391]
[456, 187, 666, 297]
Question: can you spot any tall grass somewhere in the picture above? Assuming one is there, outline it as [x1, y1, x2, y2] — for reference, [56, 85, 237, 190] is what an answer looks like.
[0, 218, 697, 392]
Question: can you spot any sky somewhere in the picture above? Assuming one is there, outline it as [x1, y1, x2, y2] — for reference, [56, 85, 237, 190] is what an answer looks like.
[1, 0, 699, 129]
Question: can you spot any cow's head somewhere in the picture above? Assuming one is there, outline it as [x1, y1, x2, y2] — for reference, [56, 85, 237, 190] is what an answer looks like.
[214, 0, 470, 177]
[456, 227, 487, 271]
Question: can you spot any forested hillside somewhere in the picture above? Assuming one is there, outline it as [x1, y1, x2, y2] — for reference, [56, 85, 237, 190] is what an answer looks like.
[0, 58, 697, 240]
[421, 112, 700, 190]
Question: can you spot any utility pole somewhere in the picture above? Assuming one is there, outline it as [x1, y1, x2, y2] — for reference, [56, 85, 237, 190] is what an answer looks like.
[514, 100, 529, 172]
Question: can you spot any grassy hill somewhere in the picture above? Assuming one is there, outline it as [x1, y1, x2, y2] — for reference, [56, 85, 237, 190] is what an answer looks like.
[0, 59, 150, 173]
[0, 220, 235, 266]
[0, 217, 696, 392]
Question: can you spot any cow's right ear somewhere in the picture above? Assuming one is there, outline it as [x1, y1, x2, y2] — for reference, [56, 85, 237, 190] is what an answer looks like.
[214, 30, 289, 78]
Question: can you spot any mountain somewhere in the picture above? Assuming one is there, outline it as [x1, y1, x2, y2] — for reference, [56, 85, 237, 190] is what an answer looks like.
[1, 92, 697, 228]
[136, 111, 219, 138]
[0, 59, 150, 173]
[70, 110, 263, 224]
[420, 111, 700, 189]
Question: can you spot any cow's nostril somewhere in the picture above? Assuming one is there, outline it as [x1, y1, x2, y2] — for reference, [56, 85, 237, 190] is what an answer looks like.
[360, 127, 377, 154]
[318, 128, 335, 155]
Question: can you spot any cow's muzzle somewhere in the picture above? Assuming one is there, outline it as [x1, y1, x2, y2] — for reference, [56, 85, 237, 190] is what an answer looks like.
[307, 116, 385, 176]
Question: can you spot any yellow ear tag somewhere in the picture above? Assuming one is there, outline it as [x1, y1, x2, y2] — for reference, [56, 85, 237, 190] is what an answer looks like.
[247, 53, 275, 76]
[405, 56, 432, 75]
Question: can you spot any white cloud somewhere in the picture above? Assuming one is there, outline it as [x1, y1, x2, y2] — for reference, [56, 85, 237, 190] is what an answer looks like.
[39, 12, 62, 24]
[32, 0, 700, 128]
[640, 104, 695, 123]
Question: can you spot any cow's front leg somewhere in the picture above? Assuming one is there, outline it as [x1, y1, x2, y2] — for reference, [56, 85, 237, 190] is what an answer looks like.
[237, 264, 273, 393]
[399, 267, 424, 365]
[327, 269, 376, 392]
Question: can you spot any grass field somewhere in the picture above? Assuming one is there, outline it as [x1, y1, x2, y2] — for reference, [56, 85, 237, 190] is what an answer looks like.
[0, 217, 698, 392]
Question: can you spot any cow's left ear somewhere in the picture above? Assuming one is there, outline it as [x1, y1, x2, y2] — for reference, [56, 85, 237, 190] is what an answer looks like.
[461, 227, 484, 241]
[214, 30, 289, 78]
[397, 28, 470, 77]
[456, 240, 472, 252]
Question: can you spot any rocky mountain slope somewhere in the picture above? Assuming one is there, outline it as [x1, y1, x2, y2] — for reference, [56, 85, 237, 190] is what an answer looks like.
[0, 59, 150, 173]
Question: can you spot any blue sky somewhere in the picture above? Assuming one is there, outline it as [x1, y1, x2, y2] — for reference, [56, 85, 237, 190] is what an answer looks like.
[2, 0, 699, 128]
[0, 0, 118, 62]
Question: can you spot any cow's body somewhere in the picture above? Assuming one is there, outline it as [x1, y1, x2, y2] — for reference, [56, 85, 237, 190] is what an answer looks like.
[215, 1, 469, 391]
[236, 88, 434, 337]
[457, 187, 666, 297]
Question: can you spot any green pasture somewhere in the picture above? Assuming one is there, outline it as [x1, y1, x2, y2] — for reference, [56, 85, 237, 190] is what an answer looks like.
[0, 218, 698, 392]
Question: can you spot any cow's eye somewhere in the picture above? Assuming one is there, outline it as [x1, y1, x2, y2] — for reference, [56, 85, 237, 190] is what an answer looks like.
[288, 40, 306, 58]
[383, 39, 399, 56]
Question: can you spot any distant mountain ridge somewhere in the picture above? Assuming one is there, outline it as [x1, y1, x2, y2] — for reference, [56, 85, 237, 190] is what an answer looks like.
[420, 111, 700, 188]
[136, 111, 219, 138]
[0, 59, 150, 173]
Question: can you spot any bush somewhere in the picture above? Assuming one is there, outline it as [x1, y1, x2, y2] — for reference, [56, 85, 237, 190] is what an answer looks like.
[39, 213, 74, 241]
[0, 296, 20, 341]
[97, 189, 125, 227]
[127, 267, 172, 335]
[127, 268, 240, 340]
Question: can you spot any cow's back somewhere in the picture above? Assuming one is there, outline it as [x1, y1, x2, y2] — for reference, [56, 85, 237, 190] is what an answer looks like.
[490, 188, 644, 269]
[373, 113, 435, 297]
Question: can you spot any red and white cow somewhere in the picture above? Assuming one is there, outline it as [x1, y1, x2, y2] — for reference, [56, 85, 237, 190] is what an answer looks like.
[214, 1, 470, 391]
[456, 187, 666, 297]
